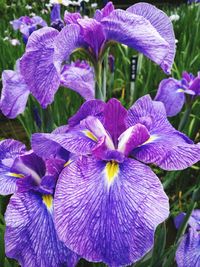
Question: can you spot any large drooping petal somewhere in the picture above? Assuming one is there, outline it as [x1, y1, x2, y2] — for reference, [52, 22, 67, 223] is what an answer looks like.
[0, 70, 29, 118]
[127, 2, 175, 74]
[176, 228, 200, 267]
[127, 95, 174, 134]
[101, 10, 170, 73]
[20, 27, 60, 108]
[68, 99, 105, 127]
[53, 24, 80, 71]
[5, 192, 79, 267]
[60, 61, 95, 100]
[54, 156, 169, 266]
[32, 126, 97, 156]
[0, 139, 26, 195]
[154, 78, 185, 117]
[128, 95, 200, 170]
[103, 98, 127, 146]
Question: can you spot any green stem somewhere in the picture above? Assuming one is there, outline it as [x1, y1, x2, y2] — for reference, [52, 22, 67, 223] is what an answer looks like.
[178, 105, 192, 131]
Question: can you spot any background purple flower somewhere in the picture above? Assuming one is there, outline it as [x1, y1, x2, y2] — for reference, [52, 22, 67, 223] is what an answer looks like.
[10, 15, 47, 43]
[175, 210, 200, 267]
[155, 71, 200, 116]
[20, 1, 175, 104]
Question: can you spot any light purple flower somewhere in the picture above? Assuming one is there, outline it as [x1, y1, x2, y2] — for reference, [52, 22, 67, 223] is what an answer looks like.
[20, 1, 175, 106]
[31, 95, 200, 266]
[0, 139, 79, 266]
[174, 210, 200, 267]
[155, 71, 200, 116]
[10, 15, 47, 43]
[0, 58, 94, 118]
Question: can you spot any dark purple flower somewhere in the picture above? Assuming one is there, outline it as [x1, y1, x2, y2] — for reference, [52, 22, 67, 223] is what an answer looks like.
[0, 139, 79, 266]
[50, 4, 65, 31]
[0, 58, 94, 118]
[31, 95, 200, 266]
[174, 210, 200, 267]
[155, 71, 200, 116]
[10, 15, 47, 43]
[20, 1, 175, 107]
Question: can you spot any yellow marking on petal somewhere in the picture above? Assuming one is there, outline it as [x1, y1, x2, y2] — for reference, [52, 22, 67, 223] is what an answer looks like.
[106, 161, 119, 185]
[43, 195, 53, 210]
[83, 130, 97, 142]
[64, 159, 72, 167]
[141, 135, 158, 146]
[7, 172, 24, 178]
[176, 88, 184, 93]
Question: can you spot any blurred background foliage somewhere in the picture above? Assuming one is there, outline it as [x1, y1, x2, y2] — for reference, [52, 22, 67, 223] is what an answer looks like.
[0, 1, 200, 266]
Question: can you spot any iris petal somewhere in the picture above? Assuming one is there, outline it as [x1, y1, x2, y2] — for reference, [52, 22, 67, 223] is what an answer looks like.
[5, 192, 79, 267]
[155, 78, 185, 117]
[54, 156, 169, 266]
[127, 2, 175, 74]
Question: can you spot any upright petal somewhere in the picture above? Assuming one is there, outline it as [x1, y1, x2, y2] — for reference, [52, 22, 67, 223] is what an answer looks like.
[68, 99, 105, 127]
[176, 228, 200, 267]
[60, 61, 95, 100]
[103, 98, 127, 146]
[0, 70, 29, 118]
[54, 156, 169, 266]
[101, 10, 170, 73]
[20, 27, 60, 108]
[77, 18, 106, 58]
[94, 2, 115, 21]
[5, 192, 79, 267]
[50, 4, 61, 22]
[0, 139, 26, 195]
[127, 3, 175, 74]
[154, 78, 185, 117]
[190, 76, 200, 95]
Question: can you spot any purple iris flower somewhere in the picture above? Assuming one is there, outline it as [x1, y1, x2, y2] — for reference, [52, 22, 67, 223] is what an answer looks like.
[20, 1, 175, 106]
[10, 15, 47, 44]
[50, 4, 65, 31]
[0, 58, 94, 118]
[174, 210, 200, 267]
[31, 95, 200, 266]
[0, 138, 79, 266]
[155, 71, 200, 117]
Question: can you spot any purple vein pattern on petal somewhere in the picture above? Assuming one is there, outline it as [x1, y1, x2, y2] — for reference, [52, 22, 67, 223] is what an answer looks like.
[103, 98, 127, 146]
[154, 78, 185, 117]
[54, 156, 169, 266]
[127, 3, 175, 74]
[68, 99, 106, 127]
[53, 24, 80, 71]
[0, 139, 26, 195]
[5, 192, 79, 267]
[127, 95, 200, 170]
[32, 127, 97, 156]
[101, 10, 169, 70]
[176, 228, 200, 267]
[0, 69, 29, 118]
[60, 61, 95, 100]
[78, 18, 106, 58]
[20, 27, 60, 108]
